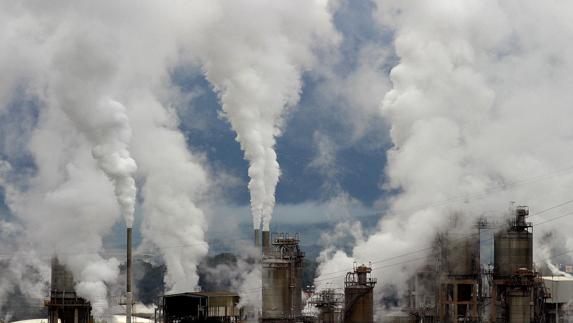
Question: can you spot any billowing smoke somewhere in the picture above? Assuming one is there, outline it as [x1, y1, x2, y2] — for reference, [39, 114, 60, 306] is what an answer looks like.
[0, 0, 213, 315]
[49, 44, 137, 228]
[189, 0, 339, 230]
[318, 0, 573, 301]
[130, 93, 210, 293]
[1, 101, 123, 317]
[0, 2, 141, 314]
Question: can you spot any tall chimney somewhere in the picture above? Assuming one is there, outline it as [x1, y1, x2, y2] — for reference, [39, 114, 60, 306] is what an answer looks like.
[126, 227, 132, 323]
[254, 228, 260, 247]
[262, 230, 270, 256]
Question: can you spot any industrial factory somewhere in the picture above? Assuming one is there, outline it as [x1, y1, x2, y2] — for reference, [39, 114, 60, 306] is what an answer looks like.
[37, 206, 573, 323]
[396, 206, 567, 323]
[45, 258, 93, 323]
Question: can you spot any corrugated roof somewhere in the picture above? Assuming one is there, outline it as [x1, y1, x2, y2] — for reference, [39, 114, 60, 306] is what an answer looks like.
[163, 291, 238, 298]
[190, 291, 239, 297]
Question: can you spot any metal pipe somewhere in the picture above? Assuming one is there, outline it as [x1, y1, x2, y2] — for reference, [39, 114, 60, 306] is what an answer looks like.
[262, 230, 270, 256]
[127, 227, 133, 323]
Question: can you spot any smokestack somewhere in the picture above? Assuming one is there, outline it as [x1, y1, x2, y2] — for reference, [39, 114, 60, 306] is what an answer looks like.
[262, 230, 270, 256]
[254, 228, 260, 247]
[126, 227, 132, 323]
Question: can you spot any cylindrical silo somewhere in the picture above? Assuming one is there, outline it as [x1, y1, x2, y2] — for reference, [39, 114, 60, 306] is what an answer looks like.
[492, 206, 536, 323]
[343, 265, 376, 323]
[494, 231, 533, 276]
[262, 230, 271, 256]
[261, 233, 304, 321]
[494, 207, 533, 277]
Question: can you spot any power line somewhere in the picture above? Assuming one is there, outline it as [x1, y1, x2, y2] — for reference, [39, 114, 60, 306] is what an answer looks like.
[209, 201, 573, 296]
[313, 199, 573, 283]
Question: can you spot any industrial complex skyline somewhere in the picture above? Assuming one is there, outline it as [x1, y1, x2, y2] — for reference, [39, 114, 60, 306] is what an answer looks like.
[2, 0, 573, 322]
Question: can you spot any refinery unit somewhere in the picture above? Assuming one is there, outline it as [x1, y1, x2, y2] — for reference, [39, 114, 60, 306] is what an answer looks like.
[400, 206, 558, 323]
[45, 258, 93, 323]
[38, 205, 573, 323]
[153, 229, 376, 323]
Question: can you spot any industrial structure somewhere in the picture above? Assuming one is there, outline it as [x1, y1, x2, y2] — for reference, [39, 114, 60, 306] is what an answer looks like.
[308, 288, 343, 323]
[343, 264, 376, 323]
[45, 258, 93, 323]
[542, 276, 573, 322]
[40, 204, 573, 323]
[436, 230, 480, 321]
[489, 206, 548, 322]
[158, 291, 241, 323]
[261, 232, 305, 322]
[405, 227, 481, 322]
[127, 227, 134, 323]
[402, 206, 551, 323]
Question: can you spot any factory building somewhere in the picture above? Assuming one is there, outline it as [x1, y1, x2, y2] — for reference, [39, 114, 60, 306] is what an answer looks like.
[45, 258, 93, 323]
[261, 232, 305, 322]
[158, 291, 241, 323]
[39, 205, 573, 323]
[400, 206, 552, 323]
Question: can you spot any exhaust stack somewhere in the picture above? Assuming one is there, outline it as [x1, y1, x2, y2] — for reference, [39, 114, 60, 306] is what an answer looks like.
[262, 230, 270, 256]
[127, 227, 132, 323]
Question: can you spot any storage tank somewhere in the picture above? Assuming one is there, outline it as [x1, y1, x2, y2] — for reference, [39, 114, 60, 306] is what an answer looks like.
[343, 264, 376, 323]
[261, 233, 304, 321]
[494, 206, 533, 277]
[492, 206, 537, 323]
[262, 230, 271, 256]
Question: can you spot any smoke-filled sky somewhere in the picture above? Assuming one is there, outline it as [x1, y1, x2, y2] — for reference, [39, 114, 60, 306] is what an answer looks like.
[3, 0, 573, 319]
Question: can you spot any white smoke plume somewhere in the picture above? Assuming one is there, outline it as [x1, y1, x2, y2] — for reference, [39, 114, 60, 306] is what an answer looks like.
[0, 0, 212, 315]
[47, 27, 137, 228]
[318, 0, 573, 302]
[129, 93, 210, 293]
[189, 0, 339, 230]
[2, 100, 123, 318]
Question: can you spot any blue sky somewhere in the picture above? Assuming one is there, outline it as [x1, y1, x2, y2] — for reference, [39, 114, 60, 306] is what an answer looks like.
[175, 0, 392, 209]
[0, 0, 394, 236]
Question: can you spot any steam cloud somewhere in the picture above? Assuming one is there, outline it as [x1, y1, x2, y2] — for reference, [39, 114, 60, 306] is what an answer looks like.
[0, 0, 341, 314]
[50, 50, 138, 228]
[7, 0, 573, 319]
[0, 0, 212, 315]
[191, 0, 338, 230]
[317, 0, 573, 302]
